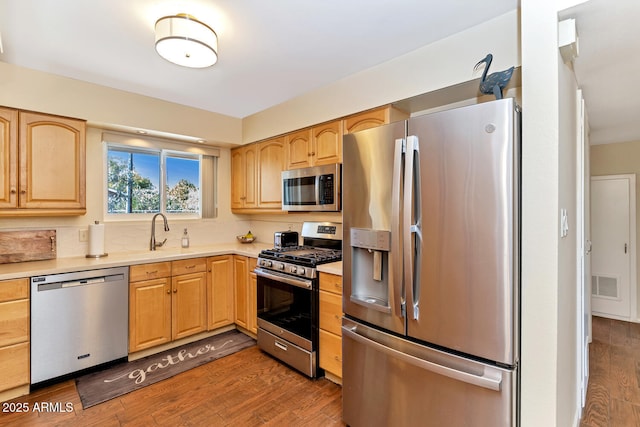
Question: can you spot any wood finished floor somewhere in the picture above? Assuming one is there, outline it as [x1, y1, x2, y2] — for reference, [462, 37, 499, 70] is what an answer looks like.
[0, 346, 344, 426]
[581, 316, 640, 427]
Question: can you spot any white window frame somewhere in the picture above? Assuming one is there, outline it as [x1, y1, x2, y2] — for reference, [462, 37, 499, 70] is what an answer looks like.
[102, 132, 219, 222]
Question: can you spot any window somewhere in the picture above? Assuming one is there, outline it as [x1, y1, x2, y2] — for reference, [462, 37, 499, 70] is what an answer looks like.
[105, 134, 218, 218]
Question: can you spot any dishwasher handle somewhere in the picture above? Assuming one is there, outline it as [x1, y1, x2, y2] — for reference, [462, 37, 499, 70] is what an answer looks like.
[36, 273, 126, 291]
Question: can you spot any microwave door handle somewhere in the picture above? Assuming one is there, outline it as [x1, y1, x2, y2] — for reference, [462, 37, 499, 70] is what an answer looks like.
[315, 174, 321, 206]
[392, 138, 405, 318]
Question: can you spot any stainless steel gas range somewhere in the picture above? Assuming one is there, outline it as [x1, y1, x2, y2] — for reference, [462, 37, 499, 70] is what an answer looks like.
[254, 222, 342, 378]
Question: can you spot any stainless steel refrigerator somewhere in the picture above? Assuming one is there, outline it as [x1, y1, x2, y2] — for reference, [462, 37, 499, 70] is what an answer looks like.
[342, 98, 520, 427]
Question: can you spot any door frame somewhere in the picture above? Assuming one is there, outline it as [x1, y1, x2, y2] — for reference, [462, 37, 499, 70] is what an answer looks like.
[576, 89, 590, 408]
[590, 174, 637, 322]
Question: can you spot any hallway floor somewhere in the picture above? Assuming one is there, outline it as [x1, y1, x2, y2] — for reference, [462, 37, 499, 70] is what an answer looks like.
[581, 316, 640, 426]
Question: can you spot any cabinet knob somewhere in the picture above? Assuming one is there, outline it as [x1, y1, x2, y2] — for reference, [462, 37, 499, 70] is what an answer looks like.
[173, 288, 178, 293]
[167, 289, 171, 294]
[10, 188, 16, 194]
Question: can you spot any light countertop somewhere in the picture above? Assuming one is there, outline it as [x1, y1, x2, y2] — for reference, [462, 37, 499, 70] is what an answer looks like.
[317, 261, 342, 276]
[0, 242, 273, 281]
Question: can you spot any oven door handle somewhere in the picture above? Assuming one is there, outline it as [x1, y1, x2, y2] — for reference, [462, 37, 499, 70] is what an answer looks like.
[254, 268, 313, 290]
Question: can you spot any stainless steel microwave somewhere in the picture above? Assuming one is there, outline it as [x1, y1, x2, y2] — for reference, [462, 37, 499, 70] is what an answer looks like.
[281, 164, 341, 212]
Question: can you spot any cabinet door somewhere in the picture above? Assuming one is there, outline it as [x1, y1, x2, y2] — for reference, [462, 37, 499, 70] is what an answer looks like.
[313, 121, 342, 165]
[285, 129, 312, 169]
[0, 342, 29, 392]
[319, 290, 342, 336]
[343, 108, 388, 134]
[18, 111, 85, 210]
[0, 108, 17, 208]
[234, 256, 249, 329]
[247, 258, 258, 334]
[129, 278, 172, 352]
[343, 105, 408, 134]
[319, 329, 342, 378]
[207, 255, 235, 330]
[257, 138, 284, 209]
[172, 272, 207, 340]
[0, 299, 29, 347]
[230, 147, 246, 210]
[230, 145, 257, 210]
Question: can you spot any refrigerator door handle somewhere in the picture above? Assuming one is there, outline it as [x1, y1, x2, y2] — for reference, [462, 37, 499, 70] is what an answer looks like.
[392, 138, 406, 318]
[343, 325, 503, 391]
[403, 135, 423, 320]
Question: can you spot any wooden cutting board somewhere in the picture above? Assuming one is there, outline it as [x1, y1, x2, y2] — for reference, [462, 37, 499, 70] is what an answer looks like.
[0, 230, 57, 264]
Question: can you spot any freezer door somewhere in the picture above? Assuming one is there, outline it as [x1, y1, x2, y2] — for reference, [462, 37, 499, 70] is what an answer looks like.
[342, 319, 517, 427]
[342, 120, 406, 335]
[406, 98, 520, 365]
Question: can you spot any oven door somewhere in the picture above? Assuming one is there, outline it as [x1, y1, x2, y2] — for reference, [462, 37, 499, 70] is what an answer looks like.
[255, 267, 315, 351]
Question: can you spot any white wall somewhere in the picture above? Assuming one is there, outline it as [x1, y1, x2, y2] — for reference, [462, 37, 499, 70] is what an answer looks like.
[0, 62, 242, 146]
[243, 10, 521, 143]
[520, 0, 586, 426]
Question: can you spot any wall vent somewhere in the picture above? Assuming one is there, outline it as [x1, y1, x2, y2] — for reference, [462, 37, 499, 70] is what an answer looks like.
[591, 275, 619, 299]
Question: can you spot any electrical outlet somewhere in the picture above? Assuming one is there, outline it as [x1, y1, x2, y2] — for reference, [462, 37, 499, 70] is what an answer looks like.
[79, 229, 89, 242]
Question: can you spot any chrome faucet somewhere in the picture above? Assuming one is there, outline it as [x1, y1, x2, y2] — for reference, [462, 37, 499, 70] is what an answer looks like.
[150, 213, 170, 251]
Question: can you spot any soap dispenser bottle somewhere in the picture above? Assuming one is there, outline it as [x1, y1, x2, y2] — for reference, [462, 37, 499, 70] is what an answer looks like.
[181, 228, 190, 248]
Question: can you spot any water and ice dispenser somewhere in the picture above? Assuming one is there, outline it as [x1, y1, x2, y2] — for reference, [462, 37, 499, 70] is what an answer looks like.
[350, 228, 392, 312]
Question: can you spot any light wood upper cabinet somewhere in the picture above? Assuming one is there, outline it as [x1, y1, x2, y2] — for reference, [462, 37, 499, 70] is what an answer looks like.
[257, 138, 284, 209]
[313, 120, 342, 166]
[231, 144, 257, 210]
[0, 108, 18, 209]
[343, 105, 409, 134]
[231, 138, 284, 213]
[285, 129, 312, 169]
[0, 107, 86, 216]
[285, 121, 342, 169]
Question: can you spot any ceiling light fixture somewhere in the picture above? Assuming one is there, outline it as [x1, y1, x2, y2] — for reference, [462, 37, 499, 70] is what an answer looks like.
[155, 13, 218, 68]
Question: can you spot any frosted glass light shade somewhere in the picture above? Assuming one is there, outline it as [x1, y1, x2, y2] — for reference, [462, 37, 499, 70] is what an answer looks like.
[155, 14, 218, 68]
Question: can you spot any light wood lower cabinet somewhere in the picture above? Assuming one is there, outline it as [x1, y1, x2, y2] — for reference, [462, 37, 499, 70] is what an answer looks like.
[234, 255, 258, 334]
[318, 272, 343, 380]
[0, 278, 30, 398]
[207, 255, 235, 330]
[129, 259, 207, 353]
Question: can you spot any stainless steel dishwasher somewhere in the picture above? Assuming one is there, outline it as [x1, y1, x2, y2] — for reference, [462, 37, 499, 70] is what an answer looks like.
[31, 266, 129, 385]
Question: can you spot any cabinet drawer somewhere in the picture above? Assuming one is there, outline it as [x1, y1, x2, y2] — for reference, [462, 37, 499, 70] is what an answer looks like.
[319, 290, 342, 336]
[0, 299, 29, 347]
[130, 262, 172, 282]
[319, 273, 342, 295]
[319, 329, 342, 378]
[172, 258, 207, 276]
[0, 342, 29, 392]
[0, 278, 29, 303]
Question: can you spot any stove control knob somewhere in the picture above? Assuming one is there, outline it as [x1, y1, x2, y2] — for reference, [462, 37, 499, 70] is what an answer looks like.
[298, 267, 306, 275]
[277, 263, 285, 270]
[262, 260, 272, 267]
[289, 266, 297, 274]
